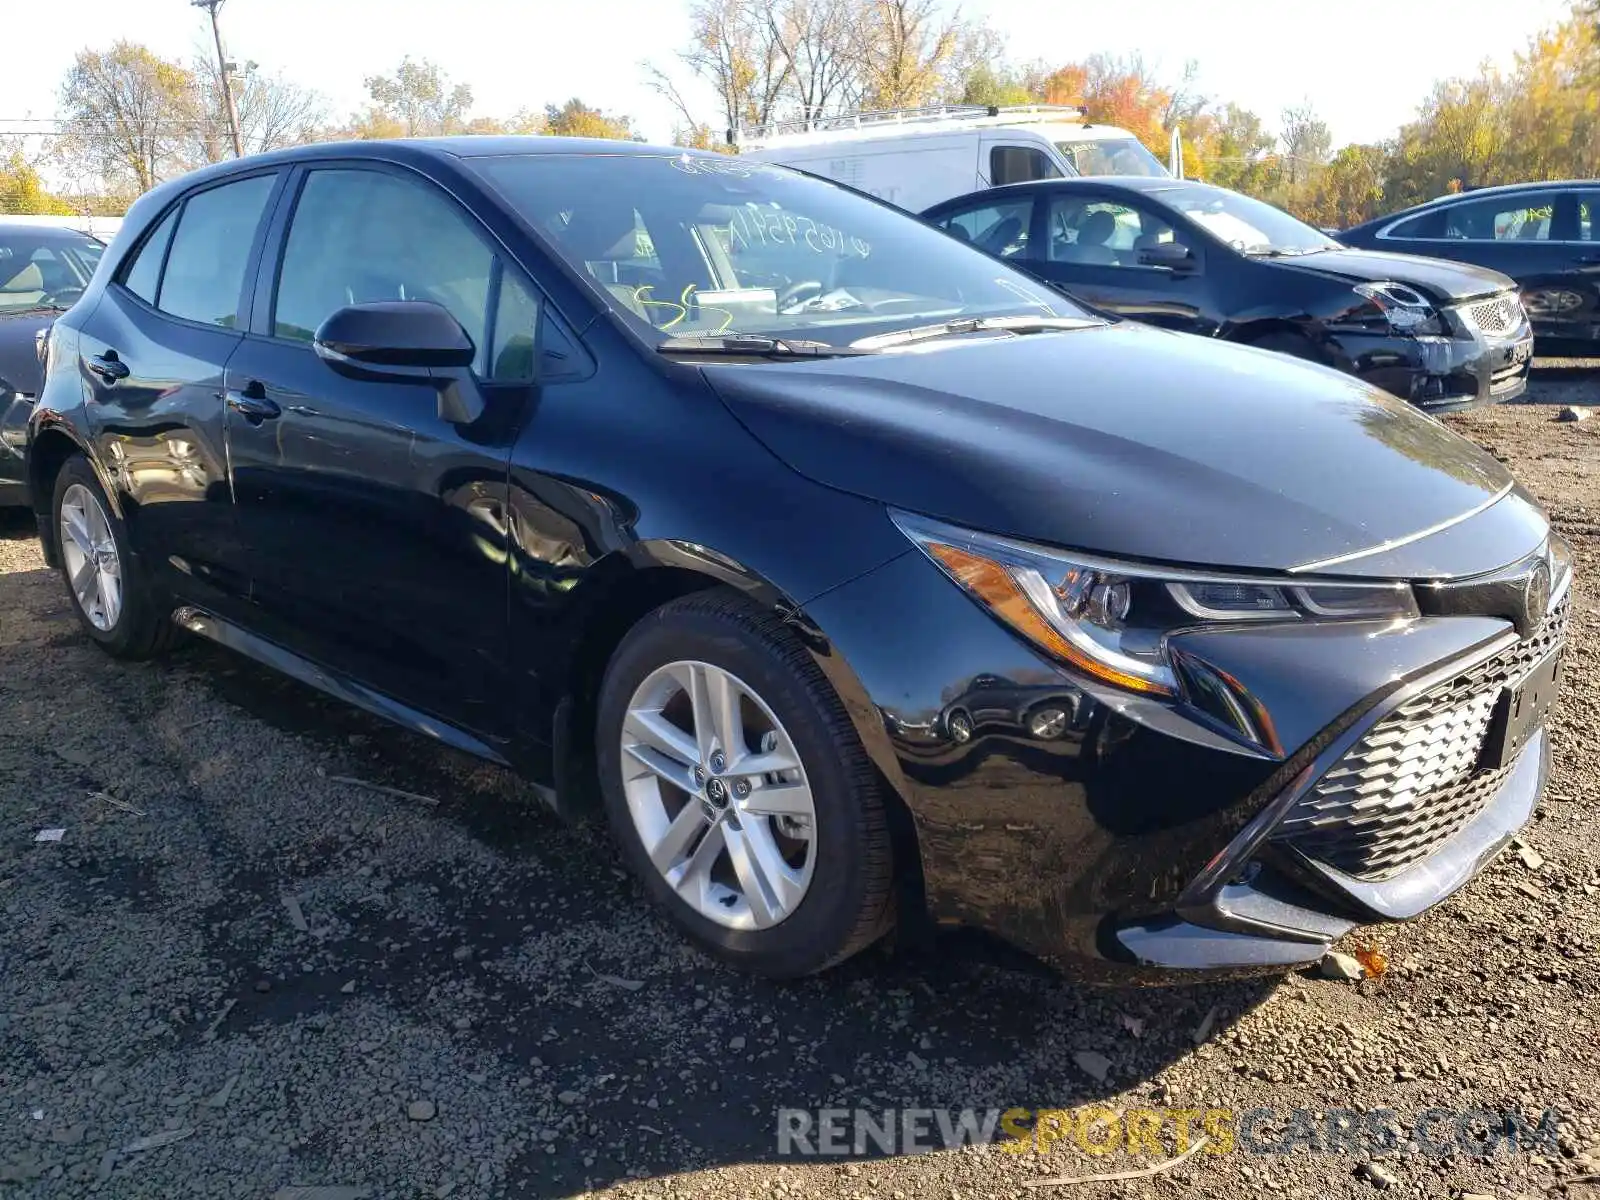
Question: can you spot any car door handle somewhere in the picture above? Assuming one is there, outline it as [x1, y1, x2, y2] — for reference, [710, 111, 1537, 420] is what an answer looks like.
[87, 352, 129, 383]
[226, 383, 280, 424]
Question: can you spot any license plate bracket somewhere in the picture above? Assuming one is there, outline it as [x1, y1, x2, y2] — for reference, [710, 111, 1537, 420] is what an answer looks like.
[1479, 647, 1564, 771]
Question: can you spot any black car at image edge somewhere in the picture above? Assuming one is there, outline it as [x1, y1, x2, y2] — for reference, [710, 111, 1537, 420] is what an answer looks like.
[0, 221, 106, 505]
[923, 176, 1536, 413]
[26, 137, 1573, 983]
[1339, 178, 1600, 355]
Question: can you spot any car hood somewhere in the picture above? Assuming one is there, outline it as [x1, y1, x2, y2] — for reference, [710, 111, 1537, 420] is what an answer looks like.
[703, 322, 1537, 580]
[1285, 246, 1512, 302]
[0, 310, 51, 396]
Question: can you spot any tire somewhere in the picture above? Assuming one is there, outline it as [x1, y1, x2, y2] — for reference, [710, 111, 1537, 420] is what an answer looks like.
[596, 590, 894, 977]
[50, 455, 176, 660]
[1245, 329, 1330, 366]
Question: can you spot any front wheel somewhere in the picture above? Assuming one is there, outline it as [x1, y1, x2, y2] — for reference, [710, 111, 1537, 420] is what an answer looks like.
[596, 592, 894, 977]
[51, 455, 175, 659]
[1244, 329, 1330, 366]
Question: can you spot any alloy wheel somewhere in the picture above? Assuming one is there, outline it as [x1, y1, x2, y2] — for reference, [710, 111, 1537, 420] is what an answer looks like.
[58, 483, 123, 632]
[619, 660, 817, 930]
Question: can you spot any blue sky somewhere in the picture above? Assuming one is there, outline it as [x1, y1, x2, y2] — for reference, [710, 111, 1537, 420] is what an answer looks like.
[1, 0, 1579, 149]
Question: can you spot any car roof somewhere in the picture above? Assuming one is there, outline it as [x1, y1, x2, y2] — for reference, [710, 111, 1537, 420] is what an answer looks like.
[925, 175, 1217, 212]
[126, 136, 724, 204]
[1404, 179, 1600, 211]
[0, 219, 104, 241]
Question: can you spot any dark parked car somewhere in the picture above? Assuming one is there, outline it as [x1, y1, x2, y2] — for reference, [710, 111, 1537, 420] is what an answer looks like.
[924, 177, 1534, 412]
[27, 139, 1572, 982]
[0, 221, 104, 505]
[1341, 180, 1600, 354]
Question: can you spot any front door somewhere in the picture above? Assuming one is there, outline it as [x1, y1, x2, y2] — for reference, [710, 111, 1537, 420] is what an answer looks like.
[224, 164, 534, 740]
[1026, 192, 1210, 334]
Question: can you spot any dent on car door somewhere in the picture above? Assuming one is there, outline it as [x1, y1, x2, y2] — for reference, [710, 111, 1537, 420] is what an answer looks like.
[223, 164, 531, 740]
[75, 170, 282, 609]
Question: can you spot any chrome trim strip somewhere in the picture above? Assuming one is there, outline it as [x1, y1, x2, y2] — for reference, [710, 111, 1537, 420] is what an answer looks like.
[1288, 482, 1516, 574]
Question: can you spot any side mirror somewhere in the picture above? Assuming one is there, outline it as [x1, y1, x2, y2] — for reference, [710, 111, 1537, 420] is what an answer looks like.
[313, 301, 485, 425]
[1137, 241, 1196, 271]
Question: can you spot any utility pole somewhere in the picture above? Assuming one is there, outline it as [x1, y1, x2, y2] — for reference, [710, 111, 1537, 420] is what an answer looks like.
[192, 0, 245, 158]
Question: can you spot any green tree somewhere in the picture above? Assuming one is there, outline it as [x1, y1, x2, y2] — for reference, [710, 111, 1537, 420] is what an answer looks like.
[542, 99, 641, 141]
[0, 148, 74, 215]
[348, 57, 476, 138]
[56, 42, 197, 192]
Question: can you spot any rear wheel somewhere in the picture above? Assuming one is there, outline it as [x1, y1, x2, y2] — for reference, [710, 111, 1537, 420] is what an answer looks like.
[51, 456, 175, 660]
[596, 591, 894, 977]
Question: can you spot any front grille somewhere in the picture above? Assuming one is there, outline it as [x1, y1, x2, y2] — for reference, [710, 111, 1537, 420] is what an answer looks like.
[1491, 361, 1528, 394]
[1275, 592, 1569, 879]
[1461, 294, 1523, 336]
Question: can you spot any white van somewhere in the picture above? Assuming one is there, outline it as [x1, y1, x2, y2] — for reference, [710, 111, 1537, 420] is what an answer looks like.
[734, 105, 1171, 213]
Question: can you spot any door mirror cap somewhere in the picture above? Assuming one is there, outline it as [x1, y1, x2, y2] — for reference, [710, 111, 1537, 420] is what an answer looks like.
[312, 301, 485, 425]
[1137, 241, 1195, 270]
[313, 301, 477, 370]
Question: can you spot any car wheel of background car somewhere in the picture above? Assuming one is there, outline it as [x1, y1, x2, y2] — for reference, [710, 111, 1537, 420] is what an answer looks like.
[595, 590, 895, 977]
[51, 455, 176, 660]
[1244, 329, 1330, 366]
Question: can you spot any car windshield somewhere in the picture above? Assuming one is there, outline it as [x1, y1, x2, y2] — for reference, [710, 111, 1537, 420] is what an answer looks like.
[1054, 138, 1168, 178]
[468, 152, 1086, 348]
[1159, 185, 1340, 255]
[0, 229, 104, 313]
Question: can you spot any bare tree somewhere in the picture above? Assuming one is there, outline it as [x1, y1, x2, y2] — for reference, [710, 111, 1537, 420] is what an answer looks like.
[1280, 100, 1333, 185]
[210, 59, 324, 155]
[676, 0, 793, 136]
[768, 0, 863, 125]
[857, 0, 977, 109]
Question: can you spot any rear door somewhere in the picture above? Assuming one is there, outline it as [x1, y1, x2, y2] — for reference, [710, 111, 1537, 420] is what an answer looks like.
[73, 169, 284, 613]
[224, 161, 532, 739]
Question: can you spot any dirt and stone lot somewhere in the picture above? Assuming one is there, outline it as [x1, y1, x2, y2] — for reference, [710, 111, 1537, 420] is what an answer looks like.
[2, 365, 1598, 1200]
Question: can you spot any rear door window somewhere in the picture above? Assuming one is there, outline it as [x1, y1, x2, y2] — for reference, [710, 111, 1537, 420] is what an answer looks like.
[1436, 192, 1561, 242]
[120, 208, 178, 304]
[158, 174, 278, 326]
[934, 197, 1034, 259]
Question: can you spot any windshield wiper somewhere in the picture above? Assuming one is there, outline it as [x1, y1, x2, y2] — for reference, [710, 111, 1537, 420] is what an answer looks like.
[656, 333, 865, 358]
[1242, 247, 1324, 258]
[849, 315, 1094, 351]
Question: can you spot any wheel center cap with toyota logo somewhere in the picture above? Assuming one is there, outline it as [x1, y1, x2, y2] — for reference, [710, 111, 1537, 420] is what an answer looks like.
[701, 776, 729, 822]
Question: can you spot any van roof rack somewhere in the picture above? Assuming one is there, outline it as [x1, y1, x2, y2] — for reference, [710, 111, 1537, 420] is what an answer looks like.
[730, 103, 1089, 146]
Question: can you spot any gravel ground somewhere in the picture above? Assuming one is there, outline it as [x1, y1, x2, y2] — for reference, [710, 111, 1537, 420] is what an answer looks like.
[2, 363, 1598, 1200]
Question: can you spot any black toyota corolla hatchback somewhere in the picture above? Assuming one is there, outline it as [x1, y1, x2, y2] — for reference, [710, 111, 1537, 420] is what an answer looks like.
[27, 138, 1572, 983]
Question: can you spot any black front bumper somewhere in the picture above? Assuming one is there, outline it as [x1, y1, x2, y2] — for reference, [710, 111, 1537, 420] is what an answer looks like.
[1334, 324, 1533, 413]
[805, 538, 1568, 984]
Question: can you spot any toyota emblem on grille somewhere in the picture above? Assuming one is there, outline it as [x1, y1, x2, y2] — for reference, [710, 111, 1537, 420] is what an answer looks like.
[1524, 560, 1551, 632]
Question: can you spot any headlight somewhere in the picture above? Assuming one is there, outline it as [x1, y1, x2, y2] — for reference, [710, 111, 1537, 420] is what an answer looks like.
[892, 511, 1419, 699]
[1351, 282, 1445, 337]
